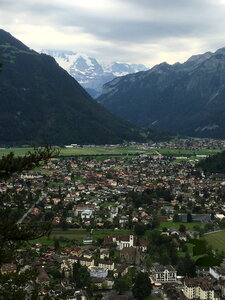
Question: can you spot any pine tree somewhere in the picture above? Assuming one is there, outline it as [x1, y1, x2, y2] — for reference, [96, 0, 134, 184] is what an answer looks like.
[0, 146, 58, 298]
[0, 146, 58, 264]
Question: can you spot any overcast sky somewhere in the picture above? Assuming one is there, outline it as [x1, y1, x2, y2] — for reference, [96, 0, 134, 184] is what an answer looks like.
[1, 0, 225, 66]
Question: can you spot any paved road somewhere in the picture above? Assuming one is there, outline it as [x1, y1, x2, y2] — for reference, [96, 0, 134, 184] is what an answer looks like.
[16, 196, 44, 224]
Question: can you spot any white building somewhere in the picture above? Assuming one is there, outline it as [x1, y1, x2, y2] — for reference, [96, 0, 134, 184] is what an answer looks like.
[119, 235, 134, 250]
[98, 260, 115, 271]
[74, 204, 95, 217]
[88, 266, 108, 278]
[183, 277, 220, 300]
[150, 264, 177, 283]
[209, 266, 225, 280]
[103, 234, 148, 252]
[81, 210, 93, 220]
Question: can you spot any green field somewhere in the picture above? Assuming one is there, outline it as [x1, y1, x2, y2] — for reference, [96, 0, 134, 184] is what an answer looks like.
[159, 221, 201, 230]
[0, 146, 222, 158]
[203, 230, 225, 252]
[155, 148, 221, 156]
[0, 146, 148, 157]
[32, 229, 131, 246]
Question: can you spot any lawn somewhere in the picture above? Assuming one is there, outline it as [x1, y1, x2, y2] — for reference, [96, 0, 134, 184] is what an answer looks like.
[203, 230, 225, 252]
[178, 242, 204, 260]
[159, 221, 201, 230]
[31, 229, 132, 246]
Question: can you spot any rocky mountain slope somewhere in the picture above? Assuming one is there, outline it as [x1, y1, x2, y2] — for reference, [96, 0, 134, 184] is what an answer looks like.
[41, 50, 147, 97]
[98, 48, 225, 139]
[0, 29, 149, 146]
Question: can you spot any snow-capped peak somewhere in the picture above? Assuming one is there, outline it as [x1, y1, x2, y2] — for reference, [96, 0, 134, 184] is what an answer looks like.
[40, 49, 148, 97]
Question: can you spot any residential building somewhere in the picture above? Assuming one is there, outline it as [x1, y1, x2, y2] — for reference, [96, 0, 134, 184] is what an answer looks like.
[183, 277, 220, 300]
[150, 264, 177, 283]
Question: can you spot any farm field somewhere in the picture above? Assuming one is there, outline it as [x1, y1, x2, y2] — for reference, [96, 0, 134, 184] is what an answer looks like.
[203, 230, 225, 252]
[0, 146, 148, 157]
[0, 146, 222, 158]
[155, 148, 221, 156]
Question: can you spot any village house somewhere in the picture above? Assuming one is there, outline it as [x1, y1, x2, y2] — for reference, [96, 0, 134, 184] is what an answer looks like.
[80, 257, 94, 267]
[100, 249, 110, 260]
[0, 263, 17, 275]
[114, 264, 129, 278]
[98, 260, 115, 271]
[74, 204, 95, 217]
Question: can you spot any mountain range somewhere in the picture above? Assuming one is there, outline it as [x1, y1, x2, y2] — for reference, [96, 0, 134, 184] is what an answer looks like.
[98, 48, 225, 139]
[41, 50, 147, 98]
[0, 29, 152, 146]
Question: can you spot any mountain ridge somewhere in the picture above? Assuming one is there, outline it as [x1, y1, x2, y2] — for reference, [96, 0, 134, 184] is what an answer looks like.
[98, 47, 225, 139]
[41, 49, 148, 97]
[0, 29, 150, 146]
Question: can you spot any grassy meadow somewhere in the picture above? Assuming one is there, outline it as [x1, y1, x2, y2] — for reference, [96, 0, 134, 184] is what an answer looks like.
[203, 230, 225, 252]
[159, 220, 201, 230]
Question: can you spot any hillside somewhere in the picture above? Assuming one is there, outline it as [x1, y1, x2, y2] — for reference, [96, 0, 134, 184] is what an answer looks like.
[0, 29, 150, 146]
[197, 151, 225, 174]
[98, 48, 225, 139]
[41, 50, 147, 98]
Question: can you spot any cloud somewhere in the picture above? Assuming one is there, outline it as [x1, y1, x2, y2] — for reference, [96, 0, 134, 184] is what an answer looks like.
[1, 0, 225, 65]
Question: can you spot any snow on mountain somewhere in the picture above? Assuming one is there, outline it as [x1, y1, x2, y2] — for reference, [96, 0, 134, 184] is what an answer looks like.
[41, 50, 148, 97]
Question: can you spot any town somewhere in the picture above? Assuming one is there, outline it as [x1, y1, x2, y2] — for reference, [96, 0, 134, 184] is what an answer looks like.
[1, 139, 225, 300]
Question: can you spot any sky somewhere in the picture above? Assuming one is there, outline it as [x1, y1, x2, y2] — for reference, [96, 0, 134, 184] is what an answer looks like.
[1, 0, 225, 66]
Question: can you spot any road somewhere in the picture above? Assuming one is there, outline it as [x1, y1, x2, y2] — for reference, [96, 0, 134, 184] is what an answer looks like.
[16, 196, 44, 224]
